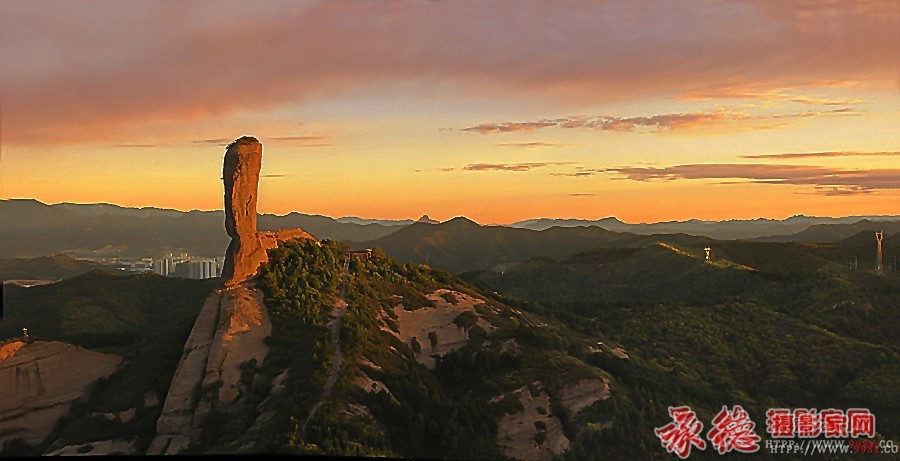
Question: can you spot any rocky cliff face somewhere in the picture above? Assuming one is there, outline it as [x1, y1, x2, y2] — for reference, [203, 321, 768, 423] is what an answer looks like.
[0, 341, 122, 446]
[221, 136, 267, 286]
[148, 284, 272, 454]
[150, 137, 312, 454]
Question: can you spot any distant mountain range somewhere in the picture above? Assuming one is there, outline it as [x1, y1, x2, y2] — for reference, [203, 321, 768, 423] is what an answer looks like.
[0, 199, 401, 258]
[0, 254, 108, 281]
[2, 199, 898, 263]
[359, 218, 900, 275]
[754, 219, 900, 243]
[355, 217, 714, 274]
[513, 215, 900, 240]
[334, 216, 413, 226]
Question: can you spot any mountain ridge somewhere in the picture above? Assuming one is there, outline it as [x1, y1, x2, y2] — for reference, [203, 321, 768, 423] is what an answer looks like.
[513, 214, 900, 239]
[3, 199, 899, 260]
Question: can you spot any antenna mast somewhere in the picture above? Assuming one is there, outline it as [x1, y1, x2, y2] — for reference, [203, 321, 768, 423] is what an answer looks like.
[875, 231, 884, 275]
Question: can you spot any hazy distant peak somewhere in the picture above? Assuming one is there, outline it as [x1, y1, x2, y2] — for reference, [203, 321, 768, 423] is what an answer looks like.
[512, 216, 623, 228]
[416, 214, 440, 224]
[443, 216, 479, 226]
[335, 216, 414, 226]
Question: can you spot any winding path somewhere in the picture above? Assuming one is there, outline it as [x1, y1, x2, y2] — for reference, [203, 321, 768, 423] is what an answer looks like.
[300, 256, 351, 439]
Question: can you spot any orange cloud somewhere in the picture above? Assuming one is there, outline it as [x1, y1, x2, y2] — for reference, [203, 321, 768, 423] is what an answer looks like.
[192, 138, 232, 146]
[190, 135, 333, 147]
[462, 162, 575, 172]
[497, 141, 572, 148]
[1, 0, 895, 145]
[552, 167, 604, 177]
[741, 151, 900, 160]
[462, 122, 558, 134]
[678, 80, 865, 105]
[803, 186, 876, 196]
[604, 163, 900, 192]
[462, 108, 858, 135]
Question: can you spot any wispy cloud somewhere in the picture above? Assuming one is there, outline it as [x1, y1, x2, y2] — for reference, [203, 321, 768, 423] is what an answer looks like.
[271, 135, 327, 142]
[604, 163, 900, 192]
[462, 108, 858, 135]
[770, 108, 858, 120]
[270, 135, 333, 147]
[192, 138, 231, 145]
[192, 136, 332, 147]
[438, 167, 456, 172]
[497, 141, 572, 148]
[569, 193, 596, 197]
[261, 174, 288, 178]
[463, 122, 558, 134]
[804, 186, 877, 196]
[679, 80, 864, 106]
[463, 162, 575, 172]
[790, 96, 862, 106]
[606, 164, 830, 181]
[740, 151, 900, 160]
[115, 144, 158, 148]
[551, 167, 604, 177]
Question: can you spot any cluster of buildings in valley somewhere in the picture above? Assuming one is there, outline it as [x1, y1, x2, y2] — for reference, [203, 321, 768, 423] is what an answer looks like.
[87, 252, 224, 280]
[151, 252, 223, 279]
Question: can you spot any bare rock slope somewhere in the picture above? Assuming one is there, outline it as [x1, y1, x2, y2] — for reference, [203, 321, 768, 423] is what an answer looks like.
[0, 341, 122, 446]
[149, 137, 312, 454]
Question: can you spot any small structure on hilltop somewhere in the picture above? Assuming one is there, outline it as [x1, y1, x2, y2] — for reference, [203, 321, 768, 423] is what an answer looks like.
[704, 247, 711, 264]
[348, 249, 374, 260]
[875, 231, 884, 276]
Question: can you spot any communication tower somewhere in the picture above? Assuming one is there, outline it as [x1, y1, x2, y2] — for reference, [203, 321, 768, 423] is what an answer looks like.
[875, 231, 883, 275]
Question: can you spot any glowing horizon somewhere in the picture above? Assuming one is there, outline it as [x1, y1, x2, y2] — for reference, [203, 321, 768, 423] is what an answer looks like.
[1, 1, 898, 224]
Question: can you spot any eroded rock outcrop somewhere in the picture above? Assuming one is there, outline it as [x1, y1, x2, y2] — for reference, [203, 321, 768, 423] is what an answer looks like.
[149, 285, 272, 454]
[0, 341, 122, 446]
[495, 383, 570, 461]
[221, 136, 267, 286]
[150, 136, 313, 454]
[383, 289, 496, 369]
[219, 138, 314, 286]
[558, 378, 610, 414]
[47, 438, 136, 456]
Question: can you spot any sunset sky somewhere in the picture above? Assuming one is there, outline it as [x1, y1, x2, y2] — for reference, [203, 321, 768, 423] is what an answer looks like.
[1, 0, 898, 224]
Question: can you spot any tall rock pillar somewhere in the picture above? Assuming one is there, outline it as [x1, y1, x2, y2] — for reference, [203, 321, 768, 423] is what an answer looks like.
[221, 136, 267, 285]
[149, 136, 314, 455]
